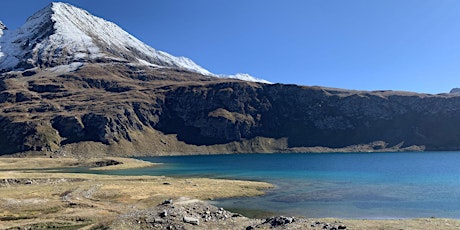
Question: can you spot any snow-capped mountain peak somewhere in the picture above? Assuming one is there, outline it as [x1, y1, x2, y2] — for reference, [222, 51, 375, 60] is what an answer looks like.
[0, 2, 211, 75]
[0, 2, 271, 84]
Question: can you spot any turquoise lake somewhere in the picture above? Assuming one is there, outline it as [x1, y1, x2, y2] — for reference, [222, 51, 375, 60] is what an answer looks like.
[97, 152, 460, 219]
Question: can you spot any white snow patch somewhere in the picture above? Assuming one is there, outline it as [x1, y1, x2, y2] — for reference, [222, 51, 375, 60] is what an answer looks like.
[0, 21, 6, 31]
[136, 58, 163, 68]
[0, 25, 3, 59]
[218, 73, 272, 84]
[48, 62, 83, 73]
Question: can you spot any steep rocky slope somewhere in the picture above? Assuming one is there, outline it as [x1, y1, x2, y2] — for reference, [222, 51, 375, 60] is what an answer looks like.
[160, 83, 460, 151]
[1, 61, 460, 156]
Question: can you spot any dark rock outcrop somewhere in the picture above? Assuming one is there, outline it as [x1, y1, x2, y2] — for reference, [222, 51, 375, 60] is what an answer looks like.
[155, 83, 460, 151]
[0, 117, 60, 154]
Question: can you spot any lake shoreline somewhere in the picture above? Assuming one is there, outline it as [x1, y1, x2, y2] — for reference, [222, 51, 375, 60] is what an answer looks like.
[139, 152, 460, 220]
[1, 156, 460, 229]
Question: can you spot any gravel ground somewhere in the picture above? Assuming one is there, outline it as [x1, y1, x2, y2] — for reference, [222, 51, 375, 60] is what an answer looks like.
[109, 197, 460, 230]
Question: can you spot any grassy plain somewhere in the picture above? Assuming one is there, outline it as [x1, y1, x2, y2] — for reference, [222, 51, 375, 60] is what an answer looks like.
[0, 157, 271, 229]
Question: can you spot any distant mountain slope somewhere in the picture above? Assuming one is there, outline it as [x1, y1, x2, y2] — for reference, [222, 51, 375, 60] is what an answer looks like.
[450, 88, 460, 94]
[0, 2, 459, 157]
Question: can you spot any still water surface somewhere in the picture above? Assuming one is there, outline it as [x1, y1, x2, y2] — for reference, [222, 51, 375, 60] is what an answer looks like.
[95, 152, 460, 219]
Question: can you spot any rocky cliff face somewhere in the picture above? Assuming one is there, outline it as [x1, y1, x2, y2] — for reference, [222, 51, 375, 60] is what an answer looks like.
[1, 62, 460, 156]
[0, 63, 213, 156]
[156, 83, 460, 151]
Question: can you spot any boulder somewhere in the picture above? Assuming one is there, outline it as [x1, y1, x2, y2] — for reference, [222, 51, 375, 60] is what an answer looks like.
[264, 216, 295, 227]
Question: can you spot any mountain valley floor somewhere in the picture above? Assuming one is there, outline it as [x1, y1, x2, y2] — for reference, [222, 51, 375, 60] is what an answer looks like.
[1, 156, 460, 229]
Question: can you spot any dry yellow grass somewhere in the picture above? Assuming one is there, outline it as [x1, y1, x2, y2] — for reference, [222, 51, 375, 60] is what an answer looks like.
[0, 157, 272, 229]
[0, 156, 155, 170]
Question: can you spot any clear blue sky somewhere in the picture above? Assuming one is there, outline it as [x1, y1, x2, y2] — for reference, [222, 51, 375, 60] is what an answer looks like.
[1, 0, 460, 94]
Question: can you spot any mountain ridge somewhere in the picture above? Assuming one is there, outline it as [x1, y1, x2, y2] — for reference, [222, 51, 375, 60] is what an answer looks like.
[1, 2, 460, 157]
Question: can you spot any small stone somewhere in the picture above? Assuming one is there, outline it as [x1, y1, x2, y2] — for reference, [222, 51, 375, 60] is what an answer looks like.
[338, 225, 347, 229]
[183, 216, 199, 225]
[162, 199, 173, 205]
[154, 218, 164, 224]
[160, 210, 168, 218]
